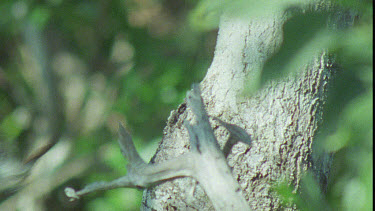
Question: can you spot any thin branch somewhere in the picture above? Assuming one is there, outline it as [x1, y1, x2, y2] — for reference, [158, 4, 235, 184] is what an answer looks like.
[184, 120, 200, 153]
[65, 127, 195, 201]
[184, 84, 252, 210]
[118, 123, 144, 165]
[186, 84, 221, 153]
[65, 177, 133, 201]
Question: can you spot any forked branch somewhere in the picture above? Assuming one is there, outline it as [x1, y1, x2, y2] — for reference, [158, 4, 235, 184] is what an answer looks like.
[65, 84, 252, 210]
[65, 125, 194, 200]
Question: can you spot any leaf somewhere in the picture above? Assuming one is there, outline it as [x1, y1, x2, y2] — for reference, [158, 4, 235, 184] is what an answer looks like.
[260, 10, 332, 86]
[189, 0, 313, 31]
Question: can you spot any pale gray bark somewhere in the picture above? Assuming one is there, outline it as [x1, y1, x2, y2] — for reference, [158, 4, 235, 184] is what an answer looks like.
[65, 85, 252, 210]
[142, 7, 354, 211]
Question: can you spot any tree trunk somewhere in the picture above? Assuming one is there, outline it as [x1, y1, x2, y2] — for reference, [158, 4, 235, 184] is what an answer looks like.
[142, 6, 354, 211]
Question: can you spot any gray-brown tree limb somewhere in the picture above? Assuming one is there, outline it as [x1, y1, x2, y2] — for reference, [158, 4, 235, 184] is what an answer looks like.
[65, 85, 252, 210]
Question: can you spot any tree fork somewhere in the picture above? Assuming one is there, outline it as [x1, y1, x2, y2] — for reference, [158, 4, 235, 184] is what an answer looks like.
[65, 84, 252, 210]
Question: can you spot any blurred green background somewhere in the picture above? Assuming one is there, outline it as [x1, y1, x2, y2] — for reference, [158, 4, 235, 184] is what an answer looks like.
[0, 0, 372, 210]
[0, 0, 216, 210]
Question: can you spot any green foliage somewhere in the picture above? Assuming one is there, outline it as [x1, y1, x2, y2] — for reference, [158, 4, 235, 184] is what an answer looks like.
[261, 10, 331, 85]
[189, 0, 312, 31]
[86, 189, 142, 211]
[333, 0, 373, 13]
[272, 181, 301, 208]
[0, 0, 214, 209]
[264, 1, 373, 210]
[273, 172, 329, 210]
[29, 6, 51, 30]
[320, 5, 372, 210]
[0, 109, 28, 143]
[248, 0, 372, 93]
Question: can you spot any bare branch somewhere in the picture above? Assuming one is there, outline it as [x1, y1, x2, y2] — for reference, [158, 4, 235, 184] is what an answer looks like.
[184, 120, 200, 153]
[118, 123, 144, 165]
[65, 177, 133, 201]
[184, 85, 251, 210]
[65, 128, 195, 201]
[65, 84, 251, 210]
[186, 84, 221, 153]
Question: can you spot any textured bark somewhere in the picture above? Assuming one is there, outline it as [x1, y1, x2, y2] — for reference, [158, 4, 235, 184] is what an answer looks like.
[64, 88, 251, 210]
[142, 7, 353, 211]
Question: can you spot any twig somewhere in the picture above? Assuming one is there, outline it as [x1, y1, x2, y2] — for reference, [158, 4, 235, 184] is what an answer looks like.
[65, 124, 195, 200]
